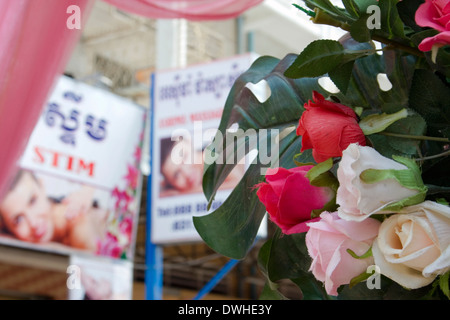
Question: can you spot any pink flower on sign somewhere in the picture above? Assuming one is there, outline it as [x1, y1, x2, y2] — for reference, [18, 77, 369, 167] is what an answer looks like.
[415, 0, 450, 51]
[97, 232, 122, 258]
[112, 187, 133, 211]
[306, 211, 381, 296]
[133, 145, 142, 163]
[119, 215, 134, 241]
[254, 166, 335, 234]
[124, 164, 139, 190]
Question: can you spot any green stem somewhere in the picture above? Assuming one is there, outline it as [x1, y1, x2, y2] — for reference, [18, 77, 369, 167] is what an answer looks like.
[347, 247, 372, 259]
[310, 8, 424, 58]
[379, 132, 450, 142]
[292, 4, 316, 18]
[343, 27, 424, 57]
[414, 150, 450, 161]
[370, 37, 424, 58]
[426, 184, 450, 195]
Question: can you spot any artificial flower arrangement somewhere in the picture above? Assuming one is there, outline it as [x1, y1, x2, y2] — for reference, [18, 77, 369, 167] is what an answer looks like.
[193, 0, 450, 299]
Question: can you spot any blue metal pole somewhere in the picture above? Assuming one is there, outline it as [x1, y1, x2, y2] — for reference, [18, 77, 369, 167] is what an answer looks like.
[145, 73, 164, 300]
[145, 236, 163, 300]
[145, 173, 163, 300]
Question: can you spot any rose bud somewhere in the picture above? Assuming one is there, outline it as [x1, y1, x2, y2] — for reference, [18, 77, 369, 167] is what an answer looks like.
[336, 143, 427, 221]
[296, 91, 366, 163]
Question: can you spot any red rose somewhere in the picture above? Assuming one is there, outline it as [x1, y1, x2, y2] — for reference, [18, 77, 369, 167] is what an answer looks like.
[296, 91, 366, 163]
[415, 0, 450, 52]
[255, 166, 335, 234]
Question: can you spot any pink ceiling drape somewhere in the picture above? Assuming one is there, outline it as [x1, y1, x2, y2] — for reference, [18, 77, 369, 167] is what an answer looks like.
[101, 0, 263, 20]
[0, 0, 262, 199]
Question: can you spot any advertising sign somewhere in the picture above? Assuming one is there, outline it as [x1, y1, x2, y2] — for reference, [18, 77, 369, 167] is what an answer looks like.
[67, 254, 134, 300]
[0, 76, 146, 260]
[150, 53, 258, 244]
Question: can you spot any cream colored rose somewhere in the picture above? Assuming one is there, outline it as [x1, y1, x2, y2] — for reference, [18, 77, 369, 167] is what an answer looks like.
[336, 143, 425, 221]
[372, 201, 450, 289]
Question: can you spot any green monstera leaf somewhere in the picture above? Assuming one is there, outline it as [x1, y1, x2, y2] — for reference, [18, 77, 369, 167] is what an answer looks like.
[193, 54, 321, 260]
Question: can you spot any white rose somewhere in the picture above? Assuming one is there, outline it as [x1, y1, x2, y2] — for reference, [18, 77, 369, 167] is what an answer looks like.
[336, 143, 425, 221]
[372, 201, 450, 289]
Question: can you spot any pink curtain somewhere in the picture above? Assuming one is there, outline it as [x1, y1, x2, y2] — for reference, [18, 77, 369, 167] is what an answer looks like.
[0, 0, 94, 199]
[101, 0, 264, 20]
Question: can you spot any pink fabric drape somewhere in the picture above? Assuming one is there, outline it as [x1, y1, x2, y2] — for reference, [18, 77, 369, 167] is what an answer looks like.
[101, 0, 264, 20]
[0, 0, 94, 199]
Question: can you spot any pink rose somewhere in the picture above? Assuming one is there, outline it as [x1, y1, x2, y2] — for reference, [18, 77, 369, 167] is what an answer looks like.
[306, 211, 381, 296]
[415, 0, 450, 51]
[255, 166, 335, 234]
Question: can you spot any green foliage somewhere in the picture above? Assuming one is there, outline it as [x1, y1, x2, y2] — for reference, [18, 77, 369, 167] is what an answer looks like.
[378, 0, 405, 39]
[439, 272, 450, 299]
[284, 40, 346, 78]
[284, 38, 374, 94]
[409, 69, 450, 139]
[258, 232, 330, 300]
[194, 0, 450, 300]
[194, 54, 320, 259]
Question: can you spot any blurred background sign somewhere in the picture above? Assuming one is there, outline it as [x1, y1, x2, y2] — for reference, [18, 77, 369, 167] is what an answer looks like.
[149, 53, 267, 244]
[0, 75, 146, 261]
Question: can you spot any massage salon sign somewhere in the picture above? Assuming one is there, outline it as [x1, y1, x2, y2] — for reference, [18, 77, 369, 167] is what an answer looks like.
[150, 53, 267, 244]
[0, 75, 146, 261]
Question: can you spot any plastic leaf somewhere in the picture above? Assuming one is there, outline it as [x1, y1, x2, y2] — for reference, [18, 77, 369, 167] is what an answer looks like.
[359, 108, 409, 135]
[284, 40, 345, 78]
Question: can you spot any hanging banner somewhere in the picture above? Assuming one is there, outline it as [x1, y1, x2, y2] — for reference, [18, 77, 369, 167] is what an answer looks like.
[0, 76, 146, 261]
[149, 53, 259, 244]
